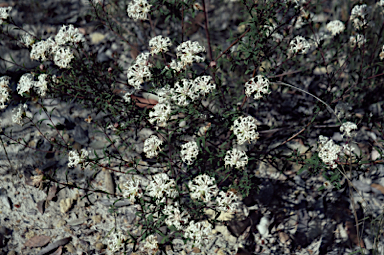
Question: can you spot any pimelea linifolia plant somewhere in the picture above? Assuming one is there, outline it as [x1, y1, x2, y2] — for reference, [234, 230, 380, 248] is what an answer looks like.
[0, 0, 384, 254]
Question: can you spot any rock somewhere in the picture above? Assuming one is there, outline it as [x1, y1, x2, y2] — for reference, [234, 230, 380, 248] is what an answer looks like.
[90, 32, 105, 44]
[103, 168, 115, 195]
[73, 125, 89, 145]
[60, 198, 74, 213]
[92, 215, 102, 224]
[95, 242, 104, 250]
[37, 237, 71, 255]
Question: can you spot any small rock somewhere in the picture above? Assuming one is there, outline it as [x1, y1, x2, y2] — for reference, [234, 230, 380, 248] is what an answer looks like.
[90, 32, 106, 44]
[56, 220, 67, 228]
[73, 125, 89, 145]
[65, 243, 76, 253]
[103, 169, 115, 195]
[92, 215, 102, 224]
[60, 198, 74, 213]
[95, 242, 104, 250]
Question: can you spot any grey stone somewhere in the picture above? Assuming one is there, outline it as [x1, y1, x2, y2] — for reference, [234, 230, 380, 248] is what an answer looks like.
[74, 125, 89, 145]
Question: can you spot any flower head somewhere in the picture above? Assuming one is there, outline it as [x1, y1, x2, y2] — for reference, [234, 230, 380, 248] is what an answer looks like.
[149, 35, 172, 55]
[35, 74, 48, 97]
[318, 135, 341, 169]
[55, 25, 85, 46]
[326, 20, 345, 36]
[194, 76, 216, 97]
[142, 234, 159, 253]
[188, 174, 219, 203]
[121, 175, 142, 203]
[176, 40, 205, 67]
[231, 116, 259, 145]
[0, 76, 11, 110]
[143, 135, 163, 158]
[224, 148, 248, 169]
[164, 202, 191, 230]
[127, 0, 152, 21]
[106, 231, 128, 254]
[0, 7, 12, 24]
[127, 64, 151, 89]
[289, 36, 311, 55]
[53, 46, 74, 68]
[216, 190, 240, 212]
[350, 4, 369, 30]
[244, 75, 270, 100]
[184, 221, 213, 249]
[12, 103, 29, 126]
[17, 73, 36, 96]
[146, 173, 178, 200]
[349, 34, 366, 48]
[68, 149, 89, 168]
[148, 102, 172, 126]
[340, 122, 357, 138]
[180, 141, 199, 165]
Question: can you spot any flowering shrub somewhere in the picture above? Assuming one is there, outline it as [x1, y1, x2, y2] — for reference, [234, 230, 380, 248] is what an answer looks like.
[0, 0, 383, 254]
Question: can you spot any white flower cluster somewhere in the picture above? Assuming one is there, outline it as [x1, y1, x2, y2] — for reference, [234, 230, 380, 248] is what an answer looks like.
[146, 173, 178, 200]
[149, 35, 172, 55]
[127, 0, 152, 21]
[318, 135, 341, 169]
[165, 40, 205, 71]
[340, 121, 357, 138]
[142, 234, 158, 253]
[379, 45, 384, 60]
[127, 52, 152, 89]
[263, 24, 283, 42]
[143, 135, 163, 158]
[184, 220, 213, 249]
[164, 202, 191, 230]
[122, 92, 131, 103]
[289, 36, 311, 55]
[20, 33, 35, 48]
[121, 175, 142, 203]
[244, 75, 270, 100]
[349, 34, 366, 48]
[188, 174, 219, 203]
[0, 7, 12, 24]
[326, 20, 345, 36]
[350, 4, 369, 30]
[106, 231, 128, 254]
[180, 141, 199, 165]
[216, 190, 240, 212]
[17, 73, 49, 97]
[68, 149, 89, 168]
[55, 24, 85, 46]
[30, 25, 84, 68]
[224, 148, 248, 169]
[170, 76, 216, 106]
[148, 102, 172, 126]
[0, 76, 11, 110]
[12, 103, 28, 126]
[231, 116, 259, 145]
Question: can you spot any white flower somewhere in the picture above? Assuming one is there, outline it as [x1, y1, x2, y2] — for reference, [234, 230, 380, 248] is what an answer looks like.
[53, 46, 74, 68]
[35, 74, 48, 97]
[224, 148, 248, 169]
[20, 33, 35, 47]
[30, 37, 57, 62]
[68, 149, 88, 168]
[127, 63, 151, 89]
[318, 135, 341, 169]
[244, 75, 270, 100]
[127, 0, 152, 21]
[340, 122, 357, 138]
[149, 35, 172, 55]
[188, 174, 219, 203]
[12, 103, 28, 126]
[164, 202, 191, 230]
[0, 76, 11, 110]
[17, 73, 36, 96]
[0, 7, 12, 24]
[142, 234, 158, 253]
[326, 20, 345, 36]
[180, 141, 199, 165]
[194, 76, 215, 97]
[146, 173, 178, 200]
[122, 92, 131, 103]
[231, 116, 259, 145]
[184, 221, 213, 249]
[216, 190, 240, 212]
[55, 24, 85, 46]
[165, 59, 185, 72]
[172, 79, 198, 106]
[143, 135, 163, 158]
[106, 231, 128, 254]
[349, 34, 366, 48]
[289, 36, 311, 55]
[380, 45, 384, 60]
[176, 40, 205, 67]
[148, 102, 172, 126]
[135, 52, 152, 66]
[121, 175, 142, 203]
[350, 4, 369, 30]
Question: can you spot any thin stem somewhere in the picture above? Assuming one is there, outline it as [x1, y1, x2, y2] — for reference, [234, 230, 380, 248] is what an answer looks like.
[0, 135, 15, 174]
